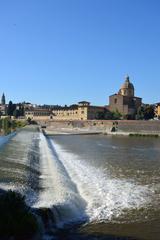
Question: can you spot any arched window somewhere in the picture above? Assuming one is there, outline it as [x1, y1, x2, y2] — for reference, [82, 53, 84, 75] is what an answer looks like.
[114, 98, 117, 104]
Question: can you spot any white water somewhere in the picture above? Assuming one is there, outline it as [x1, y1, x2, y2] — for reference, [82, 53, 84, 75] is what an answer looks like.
[35, 134, 87, 224]
[35, 133, 152, 225]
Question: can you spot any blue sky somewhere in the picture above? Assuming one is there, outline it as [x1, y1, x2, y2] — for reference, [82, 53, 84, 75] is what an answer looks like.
[0, 0, 160, 105]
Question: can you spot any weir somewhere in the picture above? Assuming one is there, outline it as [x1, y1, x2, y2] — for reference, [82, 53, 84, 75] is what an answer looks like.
[0, 127, 155, 228]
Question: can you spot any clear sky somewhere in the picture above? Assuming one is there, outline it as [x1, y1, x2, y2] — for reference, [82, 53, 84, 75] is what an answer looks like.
[0, 0, 160, 105]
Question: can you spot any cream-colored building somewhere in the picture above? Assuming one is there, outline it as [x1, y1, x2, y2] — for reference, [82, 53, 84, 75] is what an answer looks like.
[155, 104, 160, 119]
[25, 108, 53, 121]
[25, 102, 105, 121]
[52, 101, 105, 121]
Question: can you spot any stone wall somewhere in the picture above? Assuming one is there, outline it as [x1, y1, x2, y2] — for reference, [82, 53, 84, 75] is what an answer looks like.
[40, 120, 160, 134]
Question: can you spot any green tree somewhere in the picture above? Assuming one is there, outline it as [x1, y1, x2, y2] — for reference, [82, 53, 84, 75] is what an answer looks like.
[2, 118, 11, 134]
[136, 105, 155, 120]
[112, 110, 122, 120]
[136, 106, 145, 120]
[7, 101, 16, 116]
[144, 105, 155, 120]
[13, 109, 20, 118]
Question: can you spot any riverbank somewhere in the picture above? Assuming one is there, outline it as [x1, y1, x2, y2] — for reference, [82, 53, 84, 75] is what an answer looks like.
[40, 120, 160, 137]
[0, 118, 27, 136]
[43, 127, 160, 137]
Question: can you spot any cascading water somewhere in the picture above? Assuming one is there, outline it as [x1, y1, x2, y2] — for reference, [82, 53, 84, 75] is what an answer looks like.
[34, 133, 88, 225]
[0, 129, 40, 206]
[35, 133, 152, 225]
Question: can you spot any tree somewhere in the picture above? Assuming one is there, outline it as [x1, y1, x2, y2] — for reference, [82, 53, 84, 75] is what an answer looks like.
[136, 106, 145, 120]
[19, 105, 25, 116]
[136, 105, 155, 120]
[7, 101, 16, 116]
[144, 105, 155, 120]
[112, 110, 122, 120]
[13, 109, 20, 118]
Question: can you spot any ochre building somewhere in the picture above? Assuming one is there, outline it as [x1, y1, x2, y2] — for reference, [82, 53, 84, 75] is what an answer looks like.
[109, 76, 142, 119]
[52, 101, 105, 121]
[25, 102, 105, 121]
[155, 104, 160, 119]
[25, 108, 53, 121]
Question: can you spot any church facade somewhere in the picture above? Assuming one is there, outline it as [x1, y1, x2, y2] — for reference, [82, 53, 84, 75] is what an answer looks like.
[109, 76, 142, 119]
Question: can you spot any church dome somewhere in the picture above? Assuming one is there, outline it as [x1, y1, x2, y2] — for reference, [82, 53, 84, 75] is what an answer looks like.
[119, 75, 134, 97]
[121, 75, 134, 90]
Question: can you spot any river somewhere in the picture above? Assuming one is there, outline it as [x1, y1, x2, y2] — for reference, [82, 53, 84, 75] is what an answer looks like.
[0, 126, 160, 240]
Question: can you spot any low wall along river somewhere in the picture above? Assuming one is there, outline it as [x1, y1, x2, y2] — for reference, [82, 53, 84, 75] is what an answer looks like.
[38, 120, 160, 135]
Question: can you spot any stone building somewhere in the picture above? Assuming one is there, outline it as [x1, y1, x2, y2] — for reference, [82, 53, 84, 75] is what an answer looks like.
[109, 76, 142, 119]
[1, 93, 6, 105]
[0, 93, 6, 116]
[25, 102, 105, 121]
[52, 101, 105, 121]
[154, 103, 160, 119]
[25, 108, 53, 121]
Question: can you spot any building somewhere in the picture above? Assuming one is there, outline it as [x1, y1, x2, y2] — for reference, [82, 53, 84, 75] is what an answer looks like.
[24, 102, 106, 121]
[25, 108, 53, 121]
[52, 101, 106, 120]
[109, 76, 142, 119]
[154, 103, 160, 119]
[0, 93, 6, 116]
[1, 93, 5, 105]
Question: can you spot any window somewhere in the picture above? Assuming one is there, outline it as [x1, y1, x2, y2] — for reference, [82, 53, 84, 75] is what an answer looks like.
[114, 98, 117, 104]
[81, 111, 84, 114]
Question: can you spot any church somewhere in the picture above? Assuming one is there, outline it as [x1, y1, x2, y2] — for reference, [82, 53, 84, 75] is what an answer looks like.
[109, 76, 142, 119]
[0, 93, 6, 116]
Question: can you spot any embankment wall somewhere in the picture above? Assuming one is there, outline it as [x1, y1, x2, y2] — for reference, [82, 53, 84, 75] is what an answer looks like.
[38, 120, 160, 133]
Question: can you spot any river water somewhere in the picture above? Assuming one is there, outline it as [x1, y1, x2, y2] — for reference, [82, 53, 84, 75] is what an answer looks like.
[0, 126, 160, 240]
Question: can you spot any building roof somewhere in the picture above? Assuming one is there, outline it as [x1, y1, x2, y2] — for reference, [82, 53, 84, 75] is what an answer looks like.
[25, 108, 52, 113]
[120, 75, 134, 90]
[78, 101, 90, 104]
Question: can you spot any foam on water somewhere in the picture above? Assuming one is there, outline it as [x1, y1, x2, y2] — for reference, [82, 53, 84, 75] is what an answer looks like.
[34, 134, 87, 224]
[51, 140, 152, 222]
[36, 134, 152, 225]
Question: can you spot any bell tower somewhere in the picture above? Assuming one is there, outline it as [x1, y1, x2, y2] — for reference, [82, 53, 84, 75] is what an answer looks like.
[1, 93, 6, 105]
